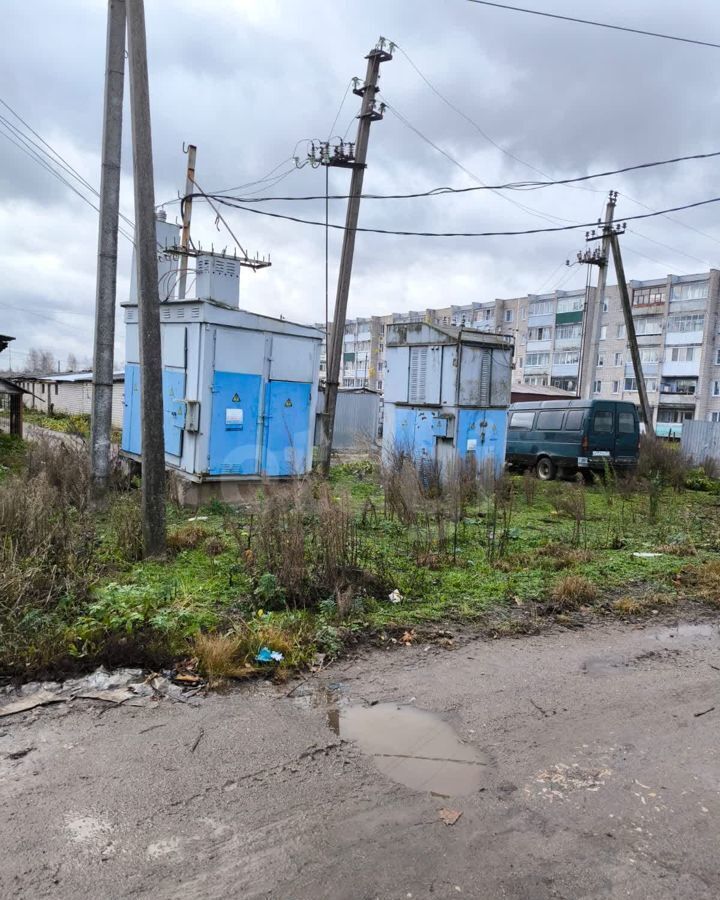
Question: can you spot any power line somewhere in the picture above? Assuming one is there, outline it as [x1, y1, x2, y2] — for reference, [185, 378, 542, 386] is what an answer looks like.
[464, 0, 720, 50]
[207, 148, 720, 204]
[391, 41, 601, 194]
[382, 96, 577, 226]
[195, 192, 720, 238]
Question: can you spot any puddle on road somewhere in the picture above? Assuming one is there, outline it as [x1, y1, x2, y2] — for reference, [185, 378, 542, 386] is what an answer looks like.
[329, 703, 488, 796]
[582, 622, 719, 676]
[652, 623, 716, 642]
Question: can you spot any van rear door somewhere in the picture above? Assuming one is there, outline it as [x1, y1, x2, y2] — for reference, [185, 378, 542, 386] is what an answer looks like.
[614, 404, 640, 465]
[587, 402, 615, 465]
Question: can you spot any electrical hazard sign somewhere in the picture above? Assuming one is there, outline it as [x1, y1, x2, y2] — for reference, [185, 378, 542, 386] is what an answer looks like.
[231, 393, 240, 403]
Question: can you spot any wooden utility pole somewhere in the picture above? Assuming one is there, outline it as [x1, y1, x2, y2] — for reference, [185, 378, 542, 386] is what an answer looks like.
[177, 143, 196, 299]
[581, 203, 653, 431]
[90, 0, 126, 504]
[126, 0, 166, 557]
[610, 231, 653, 430]
[579, 190, 615, 399]
[317, 39, 393, 476]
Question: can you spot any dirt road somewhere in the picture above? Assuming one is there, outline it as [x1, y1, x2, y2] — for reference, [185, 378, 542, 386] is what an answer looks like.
[1, 619, 719, 899]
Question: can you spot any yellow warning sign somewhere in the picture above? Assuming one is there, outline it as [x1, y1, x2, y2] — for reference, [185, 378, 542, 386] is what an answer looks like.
[232, 393, 240, 402]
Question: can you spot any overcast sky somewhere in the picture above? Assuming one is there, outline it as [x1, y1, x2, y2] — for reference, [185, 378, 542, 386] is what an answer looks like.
[2, 0, 720, 370]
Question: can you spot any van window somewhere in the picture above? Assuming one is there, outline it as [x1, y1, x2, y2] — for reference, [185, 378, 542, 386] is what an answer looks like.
[536, 410, 563, 430]
[592, 410, 614, 433]
[564, 410, 585, 431]
[618, 411, 636, 434]
[509, 411, 535, 429]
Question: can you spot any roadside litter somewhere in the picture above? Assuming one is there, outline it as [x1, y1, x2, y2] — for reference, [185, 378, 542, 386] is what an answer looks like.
[388, 589, 403, 604]
[256, 647, 284, 663]
[0, 666, 205, 718]
[438, 808, 463, 826]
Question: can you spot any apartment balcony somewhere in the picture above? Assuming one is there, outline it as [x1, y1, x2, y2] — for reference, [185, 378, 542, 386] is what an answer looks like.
[625, 362, 659, 378]
[661, 359, 701, 378]
[666, 330, 704, 346]
[658, 389, 696, 406]
[551, 363, 580, 377]
[526, 340, 552, 353]
[554, 337, 581, 351]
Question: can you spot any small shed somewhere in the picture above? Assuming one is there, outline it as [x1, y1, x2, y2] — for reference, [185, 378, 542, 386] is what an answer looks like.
[315, 387, 380, 451]
[0, 377, 27, 437]
[36, 371, 126, 426]
[382, 322, 513, 474]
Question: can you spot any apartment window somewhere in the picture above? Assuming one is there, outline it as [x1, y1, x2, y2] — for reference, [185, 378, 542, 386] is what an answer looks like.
[556, 297, 584, 313]
[625, 378, 637, 391]
[523, 375, 548, 386]
[599, 326, 607, 340]
[55, 384, 59, 395]
[504, 309, 514, 323]
[555, 324, 582, 341]
[632, 286, 665, 307]
[667, 313, 705, 333]
[612, 380, 619, 394]
[670, 281, 708, 302]
[639, 348, 660, 363]
[525, 352, 550, 367]
[552, 350, 580, 365]
[616, 324, 626, 339]
[634, 316, 663, 336]
[716, 348, 720, 365]
[593, 379, 602, 393]
[597, 354, 605, 368]
[520, 306, 526, 320]
[528, 325, 552, 341]
[671, 346, 695, 362]
[518, 357, 523, 368]
[714, 381, 720, 397]
[529, 300, 554, 316]
[711, 412, 720, 422]
[614, 352, 624, 367]
[602, 299, 609, 312]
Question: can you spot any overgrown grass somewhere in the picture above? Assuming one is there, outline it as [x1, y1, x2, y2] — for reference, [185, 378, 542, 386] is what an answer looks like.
[2, 436, 720, 681]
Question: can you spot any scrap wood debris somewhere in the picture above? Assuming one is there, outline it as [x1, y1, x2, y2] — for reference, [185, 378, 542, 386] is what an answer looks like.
[438, 808, 463, 826]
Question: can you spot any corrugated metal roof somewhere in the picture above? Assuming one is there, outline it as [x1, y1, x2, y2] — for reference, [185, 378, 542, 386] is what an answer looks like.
[38, 371, 125, 383]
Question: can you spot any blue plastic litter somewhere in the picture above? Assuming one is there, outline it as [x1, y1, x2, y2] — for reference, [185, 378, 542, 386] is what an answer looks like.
[255, 647, 284, 663]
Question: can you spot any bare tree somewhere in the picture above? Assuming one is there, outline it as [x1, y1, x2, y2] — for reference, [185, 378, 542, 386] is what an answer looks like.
[66, 353, 78, 372]
[38, 351, 56, 374]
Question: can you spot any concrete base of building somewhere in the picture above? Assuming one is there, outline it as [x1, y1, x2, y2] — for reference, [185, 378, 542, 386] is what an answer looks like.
[168, 473, 301, 509]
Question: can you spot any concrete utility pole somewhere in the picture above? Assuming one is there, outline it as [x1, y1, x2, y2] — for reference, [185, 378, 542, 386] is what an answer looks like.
[609, 231, 653, 430]
[579, 190, 616, 399]
[126, 0, 166, 557]
[90, 0, 126, 504]
[177, 143, 196, 300]
[317, 38, 393, 476]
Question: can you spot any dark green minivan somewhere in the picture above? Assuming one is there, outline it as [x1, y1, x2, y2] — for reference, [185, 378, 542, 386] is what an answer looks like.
[505, 399, 640, 480]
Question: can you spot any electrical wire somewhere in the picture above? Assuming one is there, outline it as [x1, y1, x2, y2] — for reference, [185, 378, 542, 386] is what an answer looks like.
[0, 99, 136, 233]
[626, 227, 712, 268]
[0, 125, 135, 245]
[207, 148, 720, 204]
[464, 0, 720, 50]
[327, 79, 354, 143]
[390, 41, 601, 194]
[382, 97, 578, 226]
[190, 192, 720, 238]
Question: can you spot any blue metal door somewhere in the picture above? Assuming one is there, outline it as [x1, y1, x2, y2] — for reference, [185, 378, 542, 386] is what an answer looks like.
[121, 364, 141, 455]
[262, 381, 312, 476]
[208, 371, 262, 475]
[122, 364, 187, 458]
[163, 369, 186, 459]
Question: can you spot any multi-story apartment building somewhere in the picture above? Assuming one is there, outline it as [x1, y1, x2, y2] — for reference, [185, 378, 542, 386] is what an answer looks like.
[318, 269, 720, 435]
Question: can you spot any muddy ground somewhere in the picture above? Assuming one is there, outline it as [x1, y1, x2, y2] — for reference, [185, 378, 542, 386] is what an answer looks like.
[1, 618, 719, 899]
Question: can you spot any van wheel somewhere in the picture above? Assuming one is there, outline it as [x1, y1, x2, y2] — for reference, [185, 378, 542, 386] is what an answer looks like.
[581, 469, 594, 485]
[536, 456, 557, 481]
